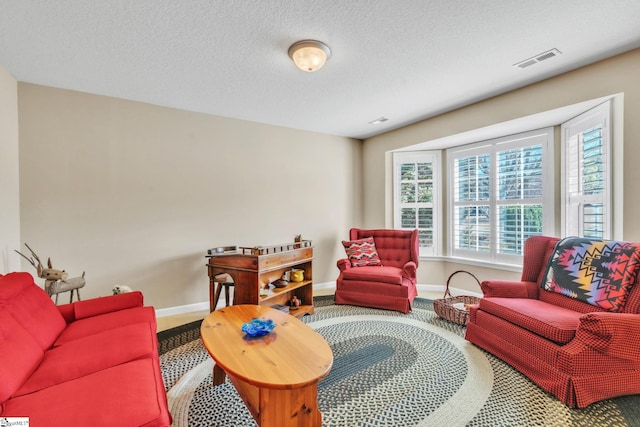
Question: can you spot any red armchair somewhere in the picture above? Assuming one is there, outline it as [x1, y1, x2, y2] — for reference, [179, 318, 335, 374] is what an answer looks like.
[335, 228, 419, 313]
[465, 235, 640, 407]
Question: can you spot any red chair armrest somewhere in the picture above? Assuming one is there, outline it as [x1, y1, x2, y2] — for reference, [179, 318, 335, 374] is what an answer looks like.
[337, 258, 352, 272]
[480, 280, 538, 298]
[575, 312, 640, 360]
[402, 261, 417, 279]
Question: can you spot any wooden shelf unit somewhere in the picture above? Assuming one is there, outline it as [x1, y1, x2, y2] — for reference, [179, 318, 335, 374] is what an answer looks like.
[207, 241, 314, 318]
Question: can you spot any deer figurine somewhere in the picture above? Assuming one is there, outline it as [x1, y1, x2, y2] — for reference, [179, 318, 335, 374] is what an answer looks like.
[15, 243, 86, 304]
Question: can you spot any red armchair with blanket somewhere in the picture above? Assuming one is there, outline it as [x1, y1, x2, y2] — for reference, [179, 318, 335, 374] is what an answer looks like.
[335, 228, 419, 314]
[0, 271, 171, 426]
[465, 235, 640, 408]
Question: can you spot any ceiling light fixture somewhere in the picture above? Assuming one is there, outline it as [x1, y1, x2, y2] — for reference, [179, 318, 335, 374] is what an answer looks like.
[288, 40, 331, 72]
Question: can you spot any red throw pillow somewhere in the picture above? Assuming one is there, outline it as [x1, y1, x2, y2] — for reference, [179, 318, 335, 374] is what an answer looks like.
[342, 237, 383, 267]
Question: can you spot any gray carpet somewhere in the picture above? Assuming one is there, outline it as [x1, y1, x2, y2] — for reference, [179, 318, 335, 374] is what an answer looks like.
[159, 297, 640, 427]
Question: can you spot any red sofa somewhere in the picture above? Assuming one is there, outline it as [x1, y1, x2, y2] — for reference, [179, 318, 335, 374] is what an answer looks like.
[465, 235, 640, 408]
[335, 228, 419, 313]
[0, 272, 171, 426]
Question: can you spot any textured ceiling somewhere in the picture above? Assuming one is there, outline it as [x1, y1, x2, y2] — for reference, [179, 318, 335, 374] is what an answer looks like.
[1, 1, 640, 139]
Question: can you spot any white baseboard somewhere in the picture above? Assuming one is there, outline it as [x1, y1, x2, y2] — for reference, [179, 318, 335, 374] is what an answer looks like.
[313, 281, 335, 291]
[155, 301, 209, 318]
[155, 281, 335, 318]
[417, 283, 483, 298]
[155, 282, 481, 318]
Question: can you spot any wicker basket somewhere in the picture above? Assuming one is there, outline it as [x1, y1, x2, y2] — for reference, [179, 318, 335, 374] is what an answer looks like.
[433, 270, 481, 325]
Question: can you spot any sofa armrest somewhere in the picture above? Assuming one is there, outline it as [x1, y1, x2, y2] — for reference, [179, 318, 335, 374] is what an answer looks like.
[402, 261, 417, 279]
[480, 280, 538, 298]
[337, 258, 352, 272]
[574, 312, 640, 360]
[61, 292, 145, 321]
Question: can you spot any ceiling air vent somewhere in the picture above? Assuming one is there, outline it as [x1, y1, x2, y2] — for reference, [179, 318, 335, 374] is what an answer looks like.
[514, 48, 562, 69]
[369, 117, 389, 125]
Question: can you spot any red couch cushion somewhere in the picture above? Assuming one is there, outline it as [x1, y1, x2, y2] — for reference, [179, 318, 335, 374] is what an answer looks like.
[15, 322, 157, 397]
[341, 265, 403, 285]
[535, 238, 559, 285]
[2, 358, 172, 427]
[74, 291, 144, 319]
[0, 272, 66, 350]
[539, 289, 607, 314]
[479, 297, 583, 344]
[0, 312, 44, 403]
[54, 306, 156, 346]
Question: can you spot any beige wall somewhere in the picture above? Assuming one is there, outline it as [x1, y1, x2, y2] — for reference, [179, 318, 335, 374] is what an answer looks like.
[0, 65, 20, 273]
[363, 48, 640, 292]
[17, 84, 362, 309]
[10, 48, 640, 304]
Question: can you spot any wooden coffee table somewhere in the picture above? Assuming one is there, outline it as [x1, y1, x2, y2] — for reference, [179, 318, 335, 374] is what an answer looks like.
[200, 304, 333, 427]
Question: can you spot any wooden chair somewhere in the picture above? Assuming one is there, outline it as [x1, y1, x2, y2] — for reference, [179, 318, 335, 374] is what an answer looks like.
[212, 273, 234, 310]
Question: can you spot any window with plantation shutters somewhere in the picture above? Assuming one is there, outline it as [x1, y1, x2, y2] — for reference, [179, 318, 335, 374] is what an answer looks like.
[448, 128, 553, 263]
[393, 151, 440, 256]
[496, 143, 544, 255]
[451, 147, 491, 255]
[562, 101, 611, 239]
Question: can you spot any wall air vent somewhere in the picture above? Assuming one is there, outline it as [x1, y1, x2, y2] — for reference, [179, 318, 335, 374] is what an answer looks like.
[514, 48, 562, 69]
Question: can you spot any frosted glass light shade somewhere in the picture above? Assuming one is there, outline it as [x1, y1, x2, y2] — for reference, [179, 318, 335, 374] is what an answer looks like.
[288, 40, 331, 72]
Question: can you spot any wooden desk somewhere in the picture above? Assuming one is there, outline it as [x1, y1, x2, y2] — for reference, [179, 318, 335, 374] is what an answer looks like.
[200, 305, 333, 427]
[206, 242, 314, 317]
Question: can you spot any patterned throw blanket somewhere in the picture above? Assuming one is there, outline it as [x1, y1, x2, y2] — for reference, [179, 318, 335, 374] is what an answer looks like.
[542, 237, 640, 311]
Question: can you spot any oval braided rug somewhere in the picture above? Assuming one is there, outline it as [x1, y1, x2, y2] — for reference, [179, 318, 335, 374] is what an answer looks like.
[159, 297, 639, 427]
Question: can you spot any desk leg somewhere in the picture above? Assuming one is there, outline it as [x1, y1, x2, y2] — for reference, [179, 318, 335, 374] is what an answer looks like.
[213, 363, 226, 386]
[209, 278, 217, 312]
[228, 374, 322, 427]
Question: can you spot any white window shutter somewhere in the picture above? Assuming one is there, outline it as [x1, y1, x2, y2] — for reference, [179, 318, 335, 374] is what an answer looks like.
[562, 101, 611, 239]
[448, 128, 553, 263]
[393, 151, 440, 256]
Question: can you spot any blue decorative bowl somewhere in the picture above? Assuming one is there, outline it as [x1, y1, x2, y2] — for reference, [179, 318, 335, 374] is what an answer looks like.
[241, 318, 276, 337]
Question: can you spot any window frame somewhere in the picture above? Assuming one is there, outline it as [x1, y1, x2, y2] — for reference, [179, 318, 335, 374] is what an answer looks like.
[447, 128, 554, 265]
[561, 101, 612, 239]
